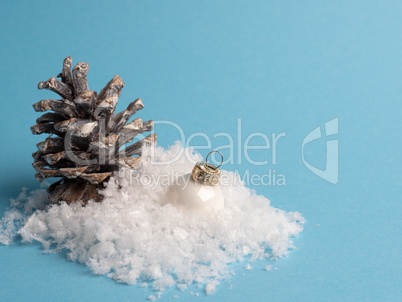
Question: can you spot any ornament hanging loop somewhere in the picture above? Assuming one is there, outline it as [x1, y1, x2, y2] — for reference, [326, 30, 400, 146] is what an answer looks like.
[205, 151, 224, 169]
[192, 151, 224, 186]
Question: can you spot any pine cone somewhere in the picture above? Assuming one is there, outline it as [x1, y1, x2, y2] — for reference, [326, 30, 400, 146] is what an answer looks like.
[31, 57, 156, 204]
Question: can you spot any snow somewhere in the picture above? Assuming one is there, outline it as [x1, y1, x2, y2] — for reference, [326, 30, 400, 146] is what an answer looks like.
[244, 264, 253, 270]
[0, 142, 304, 295]
[205, 280, 220, 295]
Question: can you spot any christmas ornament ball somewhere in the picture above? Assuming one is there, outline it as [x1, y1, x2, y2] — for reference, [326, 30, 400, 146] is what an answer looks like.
[165, 173, 224, 212]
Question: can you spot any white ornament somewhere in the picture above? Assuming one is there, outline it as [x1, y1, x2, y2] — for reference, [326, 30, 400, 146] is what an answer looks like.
[165, 151, 224, 212]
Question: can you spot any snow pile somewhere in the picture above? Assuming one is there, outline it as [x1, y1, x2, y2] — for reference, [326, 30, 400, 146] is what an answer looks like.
[0, 143, 304, 295]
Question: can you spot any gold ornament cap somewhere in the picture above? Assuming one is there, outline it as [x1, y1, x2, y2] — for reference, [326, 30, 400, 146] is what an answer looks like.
[191, 151, 223, 186]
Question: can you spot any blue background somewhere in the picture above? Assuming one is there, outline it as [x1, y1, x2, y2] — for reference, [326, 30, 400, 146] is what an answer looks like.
[0, 1, 401, 301]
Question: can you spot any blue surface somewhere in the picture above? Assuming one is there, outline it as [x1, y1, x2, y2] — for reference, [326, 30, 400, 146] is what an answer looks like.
[0, 1, 401, 301]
